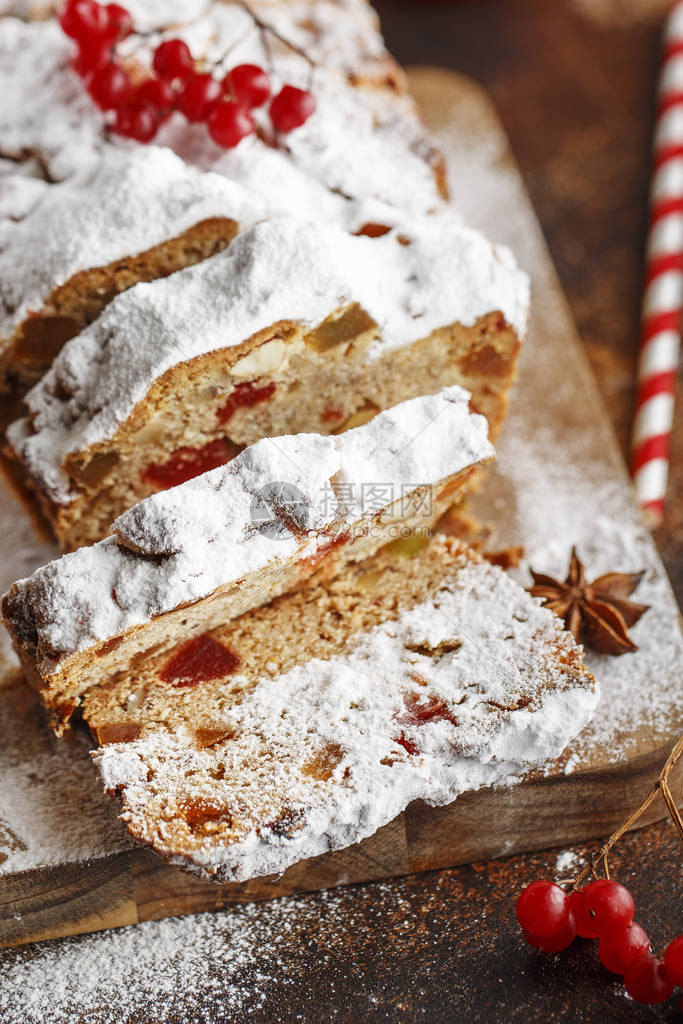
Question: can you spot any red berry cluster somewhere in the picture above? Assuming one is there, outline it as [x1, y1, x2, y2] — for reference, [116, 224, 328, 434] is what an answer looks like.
[516, 878, 683, 1007]
[58, 0, 316, 145]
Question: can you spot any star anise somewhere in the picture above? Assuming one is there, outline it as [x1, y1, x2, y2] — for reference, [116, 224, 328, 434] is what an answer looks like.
[527, 547, 650, 656]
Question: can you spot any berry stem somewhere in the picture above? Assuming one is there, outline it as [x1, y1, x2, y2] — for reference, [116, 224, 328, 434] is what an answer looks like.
[572, 734, 683, 891]
[602, 853, 611, 880]
[233, 0, 316, 68]
[224, 1, 316, 90]
[212, 22, 259, 75]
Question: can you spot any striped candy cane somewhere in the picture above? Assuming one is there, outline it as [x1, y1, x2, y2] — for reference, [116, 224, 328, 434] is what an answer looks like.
[632, 2, 683, 526]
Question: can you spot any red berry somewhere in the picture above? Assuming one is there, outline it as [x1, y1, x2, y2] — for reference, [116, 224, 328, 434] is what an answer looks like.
[516, 881, 571, 939]
[152, 39, 194, 81]
[568, 889, 599, 939]
[71, 36, 111, 76]
[598, 922, 650, 974]
[103, 3, 132, 41]
[113, 101, 158, 141]
[624, 955, 675, 1004]
[176, 72, 224, 122]
[582, 879, 634, 937]
[58, 0, 108, 42]
[136, 77, 175, 116]
[269, 84, 315, 133]
[207, 101, 255, 148]
[525, 911, 577, 953]
[664, 934, 683, 987]
[224, 63, 270, 108]
[87, 61, 131, 110]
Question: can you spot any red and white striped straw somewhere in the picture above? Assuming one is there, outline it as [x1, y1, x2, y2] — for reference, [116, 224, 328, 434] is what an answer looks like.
[631, 1, 683, 526]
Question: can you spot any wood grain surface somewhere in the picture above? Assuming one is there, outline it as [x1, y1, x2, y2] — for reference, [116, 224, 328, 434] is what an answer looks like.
[1, 742, 677, 951]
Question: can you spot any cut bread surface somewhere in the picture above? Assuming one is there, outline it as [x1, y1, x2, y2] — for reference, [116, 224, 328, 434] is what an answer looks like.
[0, 148, 254, 389]
[1, 4, 528, 553]
[2, 388, 493, 732]
[7, 213, 527, 550]
[88, 536, 597, 882]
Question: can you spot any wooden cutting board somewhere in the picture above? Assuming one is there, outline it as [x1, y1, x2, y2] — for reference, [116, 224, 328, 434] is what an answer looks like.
[1, 68, 681, 951]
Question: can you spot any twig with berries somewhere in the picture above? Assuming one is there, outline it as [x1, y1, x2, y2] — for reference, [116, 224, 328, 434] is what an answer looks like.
[515, 736, 683, 1008]
[57, 0, 316, 146]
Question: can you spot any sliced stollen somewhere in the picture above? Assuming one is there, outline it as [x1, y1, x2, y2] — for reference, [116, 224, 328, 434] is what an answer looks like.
[87, 535, 598, 882]
[2, 387, 494, 733]
[0, 0, 445, 386]
[0, 149, 259, 389]
[7, 212, 528, 550]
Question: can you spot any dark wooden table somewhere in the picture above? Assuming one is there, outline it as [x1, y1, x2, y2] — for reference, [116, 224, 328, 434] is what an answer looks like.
[303, 2, 682, 1020]
[3, 3, 681, 1021]
[376, 0, 682, 605]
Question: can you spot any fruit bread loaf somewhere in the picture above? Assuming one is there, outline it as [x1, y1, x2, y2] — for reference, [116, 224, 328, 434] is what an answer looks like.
[2, 387, 494, 733]
[86, 534, 598, 882]
[0, 0, 449, 388]
[7, 211, 528, 551]
[0, 149, 250, 389]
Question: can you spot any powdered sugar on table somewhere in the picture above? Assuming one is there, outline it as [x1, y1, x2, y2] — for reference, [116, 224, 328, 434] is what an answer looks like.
[0, 67, 681, 1024]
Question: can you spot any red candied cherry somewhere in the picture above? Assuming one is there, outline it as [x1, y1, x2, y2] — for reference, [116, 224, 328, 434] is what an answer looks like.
[516, 881, 571, 939]
[152, 38, 194, 81]
[525, 911, 577, 953]
[176, 72, 224, 122]
[224, 63, 270, 108]
[569, 889, 599, 939]
[582, 879, 634, 937]
[269, 84, 315, 133]
[113, 101, 158, 141]
[664, 934, 683, 986]
[87, 61, 131, 110]
[58, 0, 108, 42]
[136, 77, 175, 118]
[207, 101, 255, 148]
[624, 954, 675, 1004]
[71, 36, 111, 76]
[598, 922, 650, 974]
[103, 3, 132, 41]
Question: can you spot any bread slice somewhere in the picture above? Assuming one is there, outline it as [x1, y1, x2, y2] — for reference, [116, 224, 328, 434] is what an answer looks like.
[0, 148, 256, 390]
[87, 535, 597, 882]
[2, 388, 493, 733]
[7, 212, 528, 551]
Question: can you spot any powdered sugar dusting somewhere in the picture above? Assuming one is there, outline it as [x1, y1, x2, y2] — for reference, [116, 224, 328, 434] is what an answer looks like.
[554, 848, 584, 876]
[4, 388, 492, 674]
[0, 73, 678, 999]
[424, 68, 683, 768]
[0, 5, 441, 204]
[0, 880, 425, 1023]
[0, 679, 131, 875]
[10, 212, 526, 504]
[0, 1, 455, 378]
[93, 545, 597, 881]
[0, 147, 263, 343]
[0, 0, 212, 27]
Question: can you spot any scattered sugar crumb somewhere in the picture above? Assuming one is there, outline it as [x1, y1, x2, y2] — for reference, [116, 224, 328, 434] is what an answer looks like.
[0, 882, 429, 1024]
[555, 849, 583, 875]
